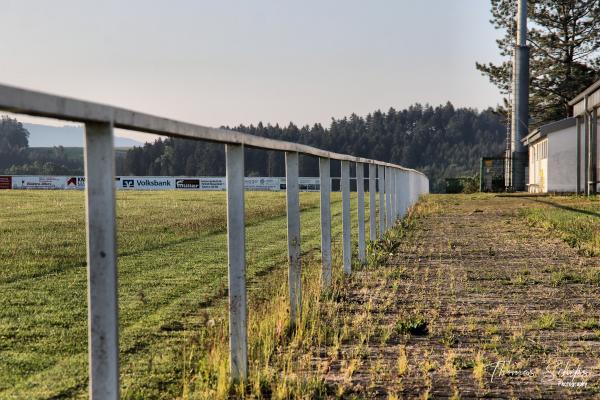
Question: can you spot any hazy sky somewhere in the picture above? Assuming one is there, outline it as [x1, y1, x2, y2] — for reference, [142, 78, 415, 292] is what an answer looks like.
[1, 0, 505, 143]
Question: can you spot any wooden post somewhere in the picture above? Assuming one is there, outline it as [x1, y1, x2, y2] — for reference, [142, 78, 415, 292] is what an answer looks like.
[286, 152, 302, 324]
[225, 143, 248, 381]
[356, 163, 366, 263]
[319, 157, 332, 287]
[341, 160, 351, 274]
[84, 122, 119, 400]
[368, 164, 376, 242]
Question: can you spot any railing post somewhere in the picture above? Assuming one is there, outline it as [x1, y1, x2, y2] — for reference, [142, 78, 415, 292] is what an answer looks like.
[319, 157, 332, 287]
[368, 164, 376, 242]
[399, 170, 406, 217]
[84, 122, 119, 400]
[378, 165, 385, 236]
[385, 167, 392, 228]
[391, 169, 397, 221]
[356, 162, 366, 263]
[285, 152, 302, 324]
[225, 143, 248, 382]
[395, 169, 401, 219]
[341, 160, 352, 274]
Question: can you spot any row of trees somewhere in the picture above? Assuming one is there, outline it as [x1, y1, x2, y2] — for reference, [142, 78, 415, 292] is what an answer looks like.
[477, 0, 600, 126]
[122, 103, 506, 192]
[0, 117, 84, 175]
[1, 103, 505, 193]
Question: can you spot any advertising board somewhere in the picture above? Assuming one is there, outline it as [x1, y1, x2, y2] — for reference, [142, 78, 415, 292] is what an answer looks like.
[199, 178, 226, 190]
[5, 176, 324, 191]
[11, 176, 67, 189]
[66, 176, 86, 189]
[116, 177, 174, 190]
[244, 177, 280, 191]
[0, 176, 12, 189]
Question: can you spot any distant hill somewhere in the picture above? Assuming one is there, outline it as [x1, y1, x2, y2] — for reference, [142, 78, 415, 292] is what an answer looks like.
[24, 123, 143, 147]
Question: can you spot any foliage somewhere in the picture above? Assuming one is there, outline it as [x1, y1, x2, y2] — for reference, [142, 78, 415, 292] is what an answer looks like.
[393, 315, 429, 336]
[445, 174, 480, 194]
[0, 116, 85, 174]
[120, 103, 505, 193]
[0, 116, 29, 170]
[476, 0, 600, 126]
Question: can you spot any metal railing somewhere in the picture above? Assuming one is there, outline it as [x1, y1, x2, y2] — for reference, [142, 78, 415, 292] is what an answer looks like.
[0, 83, 429, 399]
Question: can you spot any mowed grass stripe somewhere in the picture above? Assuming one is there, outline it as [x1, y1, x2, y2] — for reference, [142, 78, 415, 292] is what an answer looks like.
[0, 190, 375, 398]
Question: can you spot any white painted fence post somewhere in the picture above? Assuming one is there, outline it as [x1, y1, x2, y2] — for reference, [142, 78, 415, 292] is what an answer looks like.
[225, 143, 247, 381]
[395, 169, 401, 219]
[341, 160, 351, 274]
[319, 157, 332, 287]
[399, 170, 406, 217]
[84, 122, 119, 400]
[378, 165, 385, 236]
[368, 164, 376, 242]
[285, 152, 302, 325]
[391, 169, 397, 221]
[356, 163, 366, 263]
[385, 167, 392, 228]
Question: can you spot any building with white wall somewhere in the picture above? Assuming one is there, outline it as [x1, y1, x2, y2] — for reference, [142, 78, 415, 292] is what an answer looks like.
[521, 118, 576, 193]
[569, 79, 600, 195]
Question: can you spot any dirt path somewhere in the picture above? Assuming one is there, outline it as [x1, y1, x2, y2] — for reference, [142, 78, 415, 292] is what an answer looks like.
[320, 195, 600, 399]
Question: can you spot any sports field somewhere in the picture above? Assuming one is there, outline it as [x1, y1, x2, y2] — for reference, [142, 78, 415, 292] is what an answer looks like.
[5, 192, 599, 399]
[0, 190, 371, 399]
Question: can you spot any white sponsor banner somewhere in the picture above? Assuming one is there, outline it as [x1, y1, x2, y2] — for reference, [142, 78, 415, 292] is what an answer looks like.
[244, 177, 281, 191]
[199, 177, 226, 191]
[299, 177, 320, 192]
[115, 176, 175, 190]
[12, 176, 68, 189]
[277, 177, 321, 192]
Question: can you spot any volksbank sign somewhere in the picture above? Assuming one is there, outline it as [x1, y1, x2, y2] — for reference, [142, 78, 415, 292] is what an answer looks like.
[120, 178, 173, 189]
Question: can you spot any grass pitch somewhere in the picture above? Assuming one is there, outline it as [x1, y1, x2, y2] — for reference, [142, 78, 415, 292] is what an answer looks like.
[519, 195, 600, 256]
[0, 190, 373, 399]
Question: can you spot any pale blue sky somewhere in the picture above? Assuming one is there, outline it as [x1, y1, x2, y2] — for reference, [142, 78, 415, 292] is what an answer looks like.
[1, 0, 505, 143]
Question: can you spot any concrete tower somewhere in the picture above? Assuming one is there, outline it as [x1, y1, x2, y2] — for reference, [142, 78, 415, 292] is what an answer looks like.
[510, 0, 529, 191]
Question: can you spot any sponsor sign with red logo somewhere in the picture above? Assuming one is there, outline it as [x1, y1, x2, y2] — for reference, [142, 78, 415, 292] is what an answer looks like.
[66, 176, 86, 189]
[0, 176, 12, 189]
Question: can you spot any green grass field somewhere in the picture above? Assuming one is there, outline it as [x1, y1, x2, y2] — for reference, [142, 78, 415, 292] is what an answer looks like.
[0, 190, 374, 399]
[519, 195, 600, 256]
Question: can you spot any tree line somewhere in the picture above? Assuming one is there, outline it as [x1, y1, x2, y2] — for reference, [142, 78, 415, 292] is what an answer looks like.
[0, 104, 506, 193]
[122, 102, 506, 192]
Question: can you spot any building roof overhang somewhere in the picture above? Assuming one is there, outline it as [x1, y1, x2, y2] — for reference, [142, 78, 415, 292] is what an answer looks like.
[521, 117, 575, 146]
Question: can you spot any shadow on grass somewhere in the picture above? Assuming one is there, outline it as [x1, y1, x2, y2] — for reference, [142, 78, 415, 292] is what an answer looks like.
[520, 197, 600, 219]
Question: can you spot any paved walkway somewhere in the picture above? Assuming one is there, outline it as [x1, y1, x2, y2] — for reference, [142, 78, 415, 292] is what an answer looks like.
[321, 195, 600, 399]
